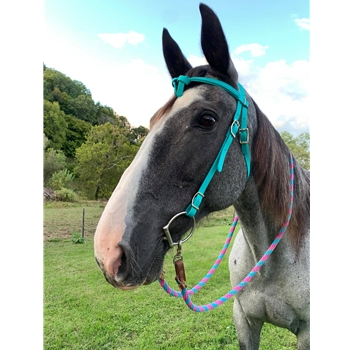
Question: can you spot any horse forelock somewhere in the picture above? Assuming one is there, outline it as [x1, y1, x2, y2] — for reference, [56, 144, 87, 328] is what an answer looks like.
[150, 95, 177, 129]
[150, 83, 208, 129]
[251, 100, 310, 250]
[150, 65, 237, 129]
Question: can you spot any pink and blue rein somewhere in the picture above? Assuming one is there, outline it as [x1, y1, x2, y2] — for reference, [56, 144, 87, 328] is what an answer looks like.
[158, 152, 294, 312]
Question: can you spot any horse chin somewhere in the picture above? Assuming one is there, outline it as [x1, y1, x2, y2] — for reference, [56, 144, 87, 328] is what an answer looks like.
[110, 276, 158, 290]
[118, 284, 140, 291]
[101, 262, 163, 290]
[104, 276, 145, 290]
[115, 273, 160, 290]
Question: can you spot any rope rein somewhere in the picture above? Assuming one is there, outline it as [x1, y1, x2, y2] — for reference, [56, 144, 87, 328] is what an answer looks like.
[158, 152, 294, 312]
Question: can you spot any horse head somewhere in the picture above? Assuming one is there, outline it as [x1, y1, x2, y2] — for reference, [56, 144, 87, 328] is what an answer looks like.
[94, 4, 258, 290]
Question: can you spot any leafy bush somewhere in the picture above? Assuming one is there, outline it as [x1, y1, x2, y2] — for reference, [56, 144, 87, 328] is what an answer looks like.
[44, 148, 66, 185]
[54, 187, 78, 202]
[49, 169, 75, 190]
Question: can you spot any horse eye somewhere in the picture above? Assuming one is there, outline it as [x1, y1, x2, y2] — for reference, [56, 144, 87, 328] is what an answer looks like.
[199, 115, 216, 128]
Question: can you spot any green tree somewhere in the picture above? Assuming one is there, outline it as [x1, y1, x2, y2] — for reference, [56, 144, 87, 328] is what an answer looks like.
[281, 131, 310, 170]
[72, 94, 98, 124]
[96, 103, 118, 125]
[63, 114, 91, 158]
[51, 87, 77, 116]
[113, 115, 149, 143]
[75, 123, 139, 200]
[116, 115, 131, 130]
[130, 125, 149, 143]
[72, 79, 91, 97]
[44, 67, 90, 100]
[44, 148, 67, 185]
[44, 100, 68, 150]
[44, 133, 50, 151]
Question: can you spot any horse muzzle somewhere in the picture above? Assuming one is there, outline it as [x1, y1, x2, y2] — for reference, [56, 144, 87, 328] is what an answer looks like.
[94, 241, 163, 290]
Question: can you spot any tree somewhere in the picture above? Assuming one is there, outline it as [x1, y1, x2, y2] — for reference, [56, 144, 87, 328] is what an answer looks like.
[71, 94, 98, 124]
[280, 131, 310, 170]
[62, 114, 91, 158]
[116, 115, 131, 130]
[130, 125, 149, 143]
[44, 100, 68, 150]
[44, 133, 50, 150]
[44, 67, 90, 100]
[96, 103, 118, 125]
[44, 148, 67, 185]
[51, 87, 77, 116]
[75, 123, 139, 200]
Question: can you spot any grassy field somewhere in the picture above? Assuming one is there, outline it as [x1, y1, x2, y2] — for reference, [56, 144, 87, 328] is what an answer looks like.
[44, 201, 297, 349]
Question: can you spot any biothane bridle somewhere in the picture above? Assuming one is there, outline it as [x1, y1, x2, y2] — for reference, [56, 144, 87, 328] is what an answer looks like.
[158, 75, 295, 312]
[162, 75, 250, 248]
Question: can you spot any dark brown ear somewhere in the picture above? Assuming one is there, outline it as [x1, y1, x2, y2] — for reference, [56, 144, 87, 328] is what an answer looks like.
[199, 3, 238, 85]
[162, 28, 192, 78]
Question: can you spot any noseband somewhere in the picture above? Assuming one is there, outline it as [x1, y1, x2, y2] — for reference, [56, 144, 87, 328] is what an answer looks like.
[163, 75, 250, 247]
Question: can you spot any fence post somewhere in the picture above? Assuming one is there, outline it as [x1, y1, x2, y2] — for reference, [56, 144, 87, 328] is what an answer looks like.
[82, 208, 85, 238]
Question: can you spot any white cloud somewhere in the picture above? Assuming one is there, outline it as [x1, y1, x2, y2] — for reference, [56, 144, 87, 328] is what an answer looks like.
[44, 27, 171, 127]
[98, 31, 145, 49]
[238, 59, 310, 134]
[88, 59, 173, 127]
[234, 43, 269, 57]
[153, 50, 309, 135]
[185, 44, 310, 134]
[44, 26, 309, 134]
[231, 55, 253, 76]
[187, 54, 207, 67]
[294, 18, 310, 31]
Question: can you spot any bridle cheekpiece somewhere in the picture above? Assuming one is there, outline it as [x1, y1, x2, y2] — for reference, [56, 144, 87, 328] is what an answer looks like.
[163, 75, 250, 248]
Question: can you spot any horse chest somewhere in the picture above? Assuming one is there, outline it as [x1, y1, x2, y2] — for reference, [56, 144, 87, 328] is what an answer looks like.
[229, 229, 310, 328]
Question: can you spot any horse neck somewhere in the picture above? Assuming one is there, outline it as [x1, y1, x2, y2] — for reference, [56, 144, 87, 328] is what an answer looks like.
[233, 102, 310, 267]
[233, 174, 284, 268]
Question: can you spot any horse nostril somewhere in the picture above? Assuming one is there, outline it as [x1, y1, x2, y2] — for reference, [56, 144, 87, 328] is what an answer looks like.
[116, 249, 128, 282]
[104, 246, 127, 281]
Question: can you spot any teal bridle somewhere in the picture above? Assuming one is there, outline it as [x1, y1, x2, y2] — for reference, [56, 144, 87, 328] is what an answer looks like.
[163, 75, 250, 247]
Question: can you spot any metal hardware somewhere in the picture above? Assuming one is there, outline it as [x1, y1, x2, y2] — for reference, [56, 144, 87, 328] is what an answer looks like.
[230, 120, 240, 138]
[239, 127, 249, 144]
[190, 192, 204, 211]
[163, 211, 196, 248]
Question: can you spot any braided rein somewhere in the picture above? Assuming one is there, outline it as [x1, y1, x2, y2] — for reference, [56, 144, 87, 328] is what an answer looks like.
[158, 152, 294, 312]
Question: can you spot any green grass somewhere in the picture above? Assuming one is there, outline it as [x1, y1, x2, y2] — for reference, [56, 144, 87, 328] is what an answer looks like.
[44, 201, 105, 241]
[44, 202, 297, 349]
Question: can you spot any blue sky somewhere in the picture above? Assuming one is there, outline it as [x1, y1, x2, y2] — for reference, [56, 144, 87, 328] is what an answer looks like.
[45, 0, 309, 134]
[44, 0, 310, 135]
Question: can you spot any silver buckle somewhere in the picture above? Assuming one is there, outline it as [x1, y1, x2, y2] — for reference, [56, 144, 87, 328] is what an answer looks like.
[230, 120, 240, 138]
[239, 127, 249, 144]
[190, 192, 204, 210]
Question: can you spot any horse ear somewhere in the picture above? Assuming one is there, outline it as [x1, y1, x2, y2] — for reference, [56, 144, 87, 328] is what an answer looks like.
[199, 4, 238, 85]
[162, 28, 192, 78]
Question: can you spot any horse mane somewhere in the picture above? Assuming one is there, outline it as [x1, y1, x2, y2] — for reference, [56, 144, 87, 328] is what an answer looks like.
[251, 99, 310, 250]
[150, 79, 309, 250]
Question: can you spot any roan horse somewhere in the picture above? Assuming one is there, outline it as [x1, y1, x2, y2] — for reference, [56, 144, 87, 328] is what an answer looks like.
[94, 3, 310, 349]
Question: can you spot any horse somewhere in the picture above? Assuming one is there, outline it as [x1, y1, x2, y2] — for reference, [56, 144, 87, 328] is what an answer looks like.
[94, 3, 310, 349]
